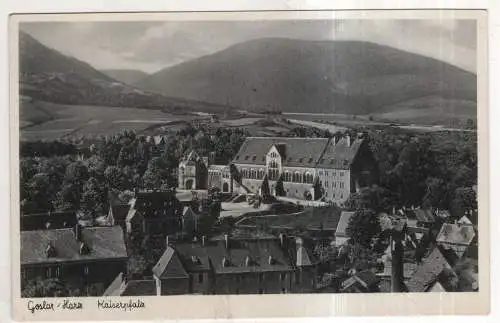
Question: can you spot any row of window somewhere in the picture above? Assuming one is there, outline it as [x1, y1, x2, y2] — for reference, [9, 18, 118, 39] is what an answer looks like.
[22, 265, 90, 280]
[318, 170, 345, 177]
[322, 181, 346, 189]
[241, 168, 266, 179]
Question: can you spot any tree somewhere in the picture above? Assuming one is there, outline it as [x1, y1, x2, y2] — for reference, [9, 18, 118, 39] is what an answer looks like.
[450, 187, 477, 219]
[344, 185, 398, 212]
[313, 176, 323, 200]
[275, 174, 286, 196]
[345, 209, 382, 247]
[25, 173, 54, 212]
[21, 278, 81, 298]
[54, 182, 81, 212]
[80, 177, 107, 218]
[104, 166, 127, 191]
[260, 175, 270, 197]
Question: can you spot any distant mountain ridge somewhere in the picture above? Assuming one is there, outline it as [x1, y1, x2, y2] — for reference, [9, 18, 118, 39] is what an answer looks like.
[19, 31, 224, 111]
[136, 37, 477, 118]
[101, 69, 149, 85]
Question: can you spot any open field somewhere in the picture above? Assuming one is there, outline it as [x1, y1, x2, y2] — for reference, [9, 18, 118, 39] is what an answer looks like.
[20, 101, 200, 141]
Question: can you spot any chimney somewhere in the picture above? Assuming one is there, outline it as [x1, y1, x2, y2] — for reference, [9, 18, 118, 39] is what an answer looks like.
[345, 134, 351, 147]
[224, 234, 229, 249]
[245, 256, 251, 267]
[279, 233, 285, 247]
[295, 237, 303, 247]
[73, 223, 82, 242]
[202, 235, 206, 246]
[268, 255, 273, 265]
[390, 235, 404, 292]
[165, 235, 169, 248]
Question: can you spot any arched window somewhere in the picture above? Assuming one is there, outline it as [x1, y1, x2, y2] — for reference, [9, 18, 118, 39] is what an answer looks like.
[293, 172, 300, 183]
[305, 173, 313, 184]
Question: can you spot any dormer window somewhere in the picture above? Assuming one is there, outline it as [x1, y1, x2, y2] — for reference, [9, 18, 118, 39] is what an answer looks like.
[308, 158, 313, 163]
[245, 256, 251, 267]
[245, 156, 250, 160]
[252, 156, 257, 162]
[79, 242, 91, 255]
[46, 243, 57, 258]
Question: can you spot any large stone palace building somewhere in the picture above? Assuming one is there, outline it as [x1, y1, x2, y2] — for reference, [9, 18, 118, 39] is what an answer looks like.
[180, 134, 376, 206]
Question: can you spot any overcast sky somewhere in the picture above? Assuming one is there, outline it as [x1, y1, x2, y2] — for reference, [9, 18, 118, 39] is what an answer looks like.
[20, 19, 477, 74]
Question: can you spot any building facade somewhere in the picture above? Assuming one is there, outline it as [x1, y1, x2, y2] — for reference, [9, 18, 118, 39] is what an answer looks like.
[152, 233, 317, 295]
[125, 190, 183, 238]
[178, 150, 212, 190]
[207, 135, 376, 206]
[21, 225, 128, 296]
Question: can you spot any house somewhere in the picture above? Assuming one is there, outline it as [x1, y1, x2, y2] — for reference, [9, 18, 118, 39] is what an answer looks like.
[208, 135, 376, 204]
[405, 247, 452, 292]
[340, 270, 380, 293]
[21, 224, 128, 296]
[334, 211, 356, 246]
[436, 223, 476, 261]
[406, 208, 436, 228]
[21, 211, 77, 231]
[103, 273, 157, 296]
[152, 232, 315, 295]
[125, 190, 183, 238]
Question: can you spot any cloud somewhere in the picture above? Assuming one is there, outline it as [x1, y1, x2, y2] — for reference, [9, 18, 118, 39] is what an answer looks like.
[20, 19, 477, 74]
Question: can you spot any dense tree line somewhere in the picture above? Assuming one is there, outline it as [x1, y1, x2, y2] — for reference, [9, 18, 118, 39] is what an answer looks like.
[20, 125, 477, 224]
[345, 127, 477, 218]
[20, 127, 249, 219]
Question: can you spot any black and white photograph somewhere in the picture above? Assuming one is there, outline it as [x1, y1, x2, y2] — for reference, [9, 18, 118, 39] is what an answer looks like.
[10, 9, 488, 318]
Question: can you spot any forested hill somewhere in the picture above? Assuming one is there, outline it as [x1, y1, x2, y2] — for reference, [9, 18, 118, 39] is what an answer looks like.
[18, 31, 226, 111]
[136, 38, 477, 121]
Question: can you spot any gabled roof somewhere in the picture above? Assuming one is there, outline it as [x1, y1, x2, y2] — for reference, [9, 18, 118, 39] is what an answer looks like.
[411, 209, 435, 223]
[232, 137, 328, 167]
[335, 211, 356, 238]
[405, 247, 450, 292]
[436, 223, 476, 246]
[173, 234, 293, 275]
[21, 226, 128, 265]
[457, 215, 473, 226]
[436, 223, 476, 259]
[296, 245, 312, 267]
[235, 206, 342, 232]
[429, 281, 446, 293]
[341, 270, 380, 291]
[103, 272, 125, 296]
[232, 136, 364, 170]
[315, 138, 364, 169]
[152, 246, 188, 279]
